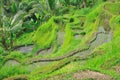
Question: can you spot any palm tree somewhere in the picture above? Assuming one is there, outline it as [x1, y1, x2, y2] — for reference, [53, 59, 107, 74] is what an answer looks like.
[0, 0, 48, 50]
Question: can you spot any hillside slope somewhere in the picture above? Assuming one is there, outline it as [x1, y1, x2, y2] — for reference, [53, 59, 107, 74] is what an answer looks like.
[1, 1, 120, 80]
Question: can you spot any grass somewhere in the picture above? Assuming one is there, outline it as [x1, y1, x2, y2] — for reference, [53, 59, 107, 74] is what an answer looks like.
[0, 65, 29, 80]
[15, 32, 34, 46]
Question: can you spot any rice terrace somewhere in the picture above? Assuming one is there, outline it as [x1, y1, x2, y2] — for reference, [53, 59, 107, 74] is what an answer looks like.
[0, 0, 120, 80]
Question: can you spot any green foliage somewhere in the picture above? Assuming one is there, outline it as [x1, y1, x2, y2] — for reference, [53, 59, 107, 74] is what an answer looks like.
[0, 46, 5, 54]
[9, 51, 24, 59]
[0, 66, 29, 80]
[33, 17, 58, 48]
[16, 32, 33, 45]
[104, 2, 120, 15]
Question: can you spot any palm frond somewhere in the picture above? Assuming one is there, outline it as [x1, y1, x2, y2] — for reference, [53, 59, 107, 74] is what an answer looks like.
[10, 20, 23, 32]
[11, 10, 26, 26]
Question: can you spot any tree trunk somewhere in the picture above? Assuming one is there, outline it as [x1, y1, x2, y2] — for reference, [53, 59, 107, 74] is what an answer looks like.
[83, 0, 87, 8]
[1, 37, 8, 50]
[10, 32, 13, 50]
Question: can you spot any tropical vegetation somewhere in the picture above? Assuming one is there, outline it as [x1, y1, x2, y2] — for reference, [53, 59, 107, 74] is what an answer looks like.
[0, 0, 120, 80]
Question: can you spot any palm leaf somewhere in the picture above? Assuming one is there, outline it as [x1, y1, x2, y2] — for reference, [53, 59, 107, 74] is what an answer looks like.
[10, 20, 23, 32]
[11, 10, 26, 26]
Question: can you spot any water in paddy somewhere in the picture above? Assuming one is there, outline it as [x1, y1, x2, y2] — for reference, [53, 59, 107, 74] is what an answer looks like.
[3, 59, 51, 72]
[57, 31, 65, 47]
[27, 62, 50, 72]
[4, 60, 20, 67]
[14, 31, 65, 55]
[74, 26, 112, 56]
[15, 45, 34, 53]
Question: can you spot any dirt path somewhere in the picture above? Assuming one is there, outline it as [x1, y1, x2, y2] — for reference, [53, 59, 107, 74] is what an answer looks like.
[57, 31, 65, 47]
[3, 75, 28, 80]
[114, 65, 120, 75]
[74, 70, 114, 80]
